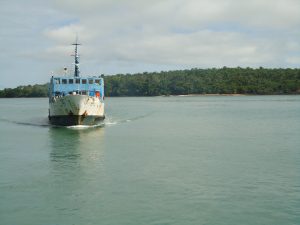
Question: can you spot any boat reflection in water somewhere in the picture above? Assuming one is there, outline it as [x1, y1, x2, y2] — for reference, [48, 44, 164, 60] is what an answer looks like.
[47, 126, 105, 216]
[49, 126, 105, 170]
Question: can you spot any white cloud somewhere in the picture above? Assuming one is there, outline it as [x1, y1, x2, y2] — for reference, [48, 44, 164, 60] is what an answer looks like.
[0, 0, 300, 87]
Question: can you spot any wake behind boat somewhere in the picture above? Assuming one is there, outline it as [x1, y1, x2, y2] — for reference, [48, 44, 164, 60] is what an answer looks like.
[48, 40, 105, 126]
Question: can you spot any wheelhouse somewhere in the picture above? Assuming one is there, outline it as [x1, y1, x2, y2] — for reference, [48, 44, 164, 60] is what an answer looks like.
[49, 76, 104, 100]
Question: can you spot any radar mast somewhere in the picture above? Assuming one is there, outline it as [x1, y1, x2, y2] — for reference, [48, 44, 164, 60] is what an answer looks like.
[72, 37, 81, 77]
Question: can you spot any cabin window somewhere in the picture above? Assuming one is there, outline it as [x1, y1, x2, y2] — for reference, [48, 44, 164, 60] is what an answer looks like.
[69, 79, 73, 84]
[95, 79, 100, 84]
[89, 79, 93, 84]
[81, 91, 87, 95]
[76, 79, 80, 84]
[62, 79, 67, 84]
[54, 78, 60, 84]
[82, 79, 87, 84]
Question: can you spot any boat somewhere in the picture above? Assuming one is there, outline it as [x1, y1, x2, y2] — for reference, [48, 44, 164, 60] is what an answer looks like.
[48, 40, 105, 126]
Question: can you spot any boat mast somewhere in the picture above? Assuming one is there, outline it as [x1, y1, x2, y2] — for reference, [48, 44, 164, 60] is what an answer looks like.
[72, 37, 81, 77]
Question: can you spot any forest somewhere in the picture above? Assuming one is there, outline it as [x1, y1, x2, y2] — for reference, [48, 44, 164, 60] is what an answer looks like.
[1, 67, 300, 97]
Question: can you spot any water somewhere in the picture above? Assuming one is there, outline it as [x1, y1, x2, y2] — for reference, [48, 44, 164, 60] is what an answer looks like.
[0, 96, 299, 225]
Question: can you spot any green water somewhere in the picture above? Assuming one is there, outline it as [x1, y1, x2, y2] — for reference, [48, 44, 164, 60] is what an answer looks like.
[0, 96, 299, 225]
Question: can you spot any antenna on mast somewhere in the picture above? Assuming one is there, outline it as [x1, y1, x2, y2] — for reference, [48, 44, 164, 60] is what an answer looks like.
[72, 36, 81, 77]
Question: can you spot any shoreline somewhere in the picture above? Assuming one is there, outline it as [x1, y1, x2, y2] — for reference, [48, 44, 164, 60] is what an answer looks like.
[1, 93, 300, 99]
[175, 94, 247, 97]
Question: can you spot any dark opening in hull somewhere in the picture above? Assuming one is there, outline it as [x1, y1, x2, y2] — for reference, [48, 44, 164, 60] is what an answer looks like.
[49, 115, 105, 126]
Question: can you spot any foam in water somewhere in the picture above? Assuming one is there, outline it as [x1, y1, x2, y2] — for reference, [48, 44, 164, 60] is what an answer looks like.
[66, 123, 105, 129]
[1, 115, 132, 129]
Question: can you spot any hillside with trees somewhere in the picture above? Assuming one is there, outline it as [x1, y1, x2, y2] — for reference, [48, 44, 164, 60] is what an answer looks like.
[1, 67, 299, 98]
[104, 67, 300, 96]
[0, 84, 48, 98]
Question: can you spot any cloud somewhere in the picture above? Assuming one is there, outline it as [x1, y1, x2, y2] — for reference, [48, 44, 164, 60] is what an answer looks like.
[45, 0, 300, 64]
[49, 0, 300, 31]
[0, 0, 300, 87]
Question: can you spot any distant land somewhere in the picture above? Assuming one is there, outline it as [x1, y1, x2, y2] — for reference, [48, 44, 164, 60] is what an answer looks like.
[1, 67, 299, 98]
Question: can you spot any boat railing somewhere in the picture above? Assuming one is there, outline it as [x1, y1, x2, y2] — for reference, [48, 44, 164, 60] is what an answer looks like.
[51, 90, 102, 98]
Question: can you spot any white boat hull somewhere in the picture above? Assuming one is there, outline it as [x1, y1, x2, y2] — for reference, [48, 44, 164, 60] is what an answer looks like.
[48, 95, 105, 126]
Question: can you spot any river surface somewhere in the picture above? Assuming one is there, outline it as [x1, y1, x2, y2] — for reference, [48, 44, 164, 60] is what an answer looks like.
[0, 96, 299, 225]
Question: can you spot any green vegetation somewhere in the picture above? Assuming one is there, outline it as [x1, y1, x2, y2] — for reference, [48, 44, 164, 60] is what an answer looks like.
[105, 67, 300, 96]
[1, 67, 300, 97]
[0, 84, 48, 98]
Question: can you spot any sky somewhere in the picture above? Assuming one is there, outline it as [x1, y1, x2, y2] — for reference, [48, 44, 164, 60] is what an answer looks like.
[1, 0, 300, 88]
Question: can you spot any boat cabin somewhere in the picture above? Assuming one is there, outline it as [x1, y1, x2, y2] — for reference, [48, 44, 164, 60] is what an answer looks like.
[49, 76, 104, 100]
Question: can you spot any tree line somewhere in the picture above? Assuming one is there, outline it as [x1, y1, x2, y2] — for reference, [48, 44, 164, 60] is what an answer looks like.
[1, 67, 300, 98]
[0, 84, 48, 98]
[105, 67, 300, 96]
